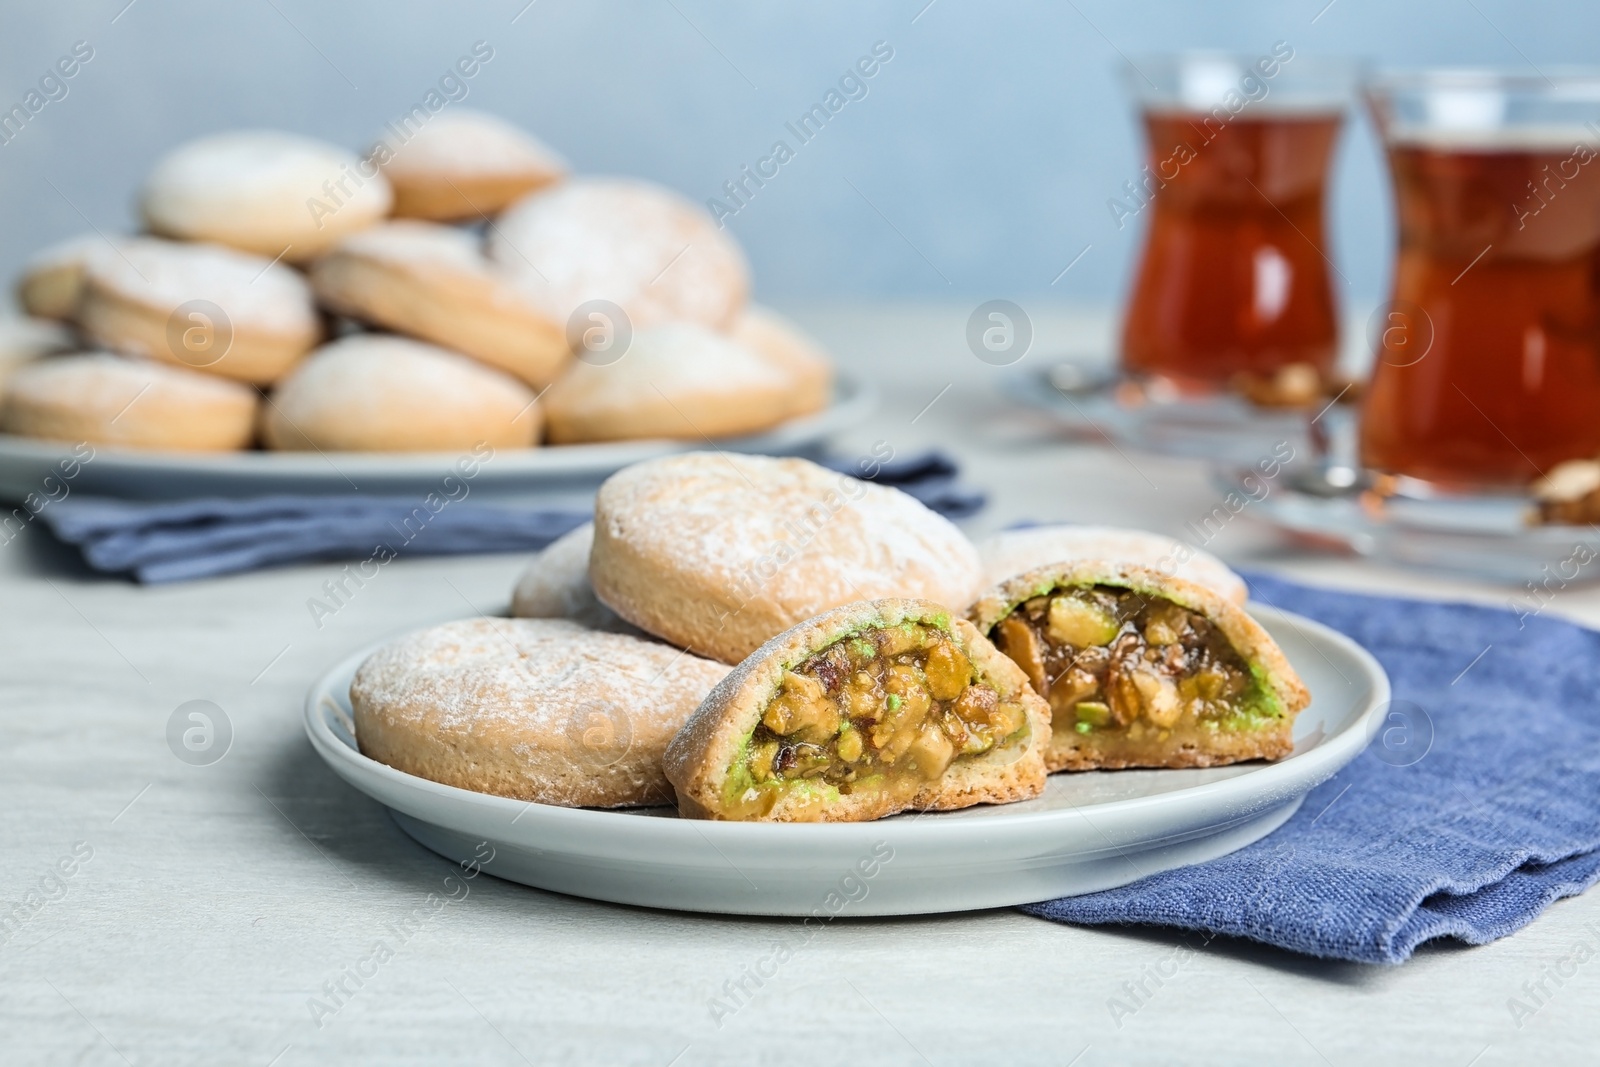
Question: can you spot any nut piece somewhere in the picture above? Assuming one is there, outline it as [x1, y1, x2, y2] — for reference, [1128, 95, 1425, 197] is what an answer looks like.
[1233, 362, 1323, 408]
[1047, 596, 1120, 647]
[995, 616, 1046, 692]
[1131, 669, 1182, 727]
[1143, 601, 1190, 646]
[1049, 667, 1098, 715]
[836, 726, 864, 763]
[1533, 459, 1600, 525]
[923, 640, 971, 702]
[1533, 459, 1600, 502]
[907, 723, 955, 779]
[762, 671, 838, 741]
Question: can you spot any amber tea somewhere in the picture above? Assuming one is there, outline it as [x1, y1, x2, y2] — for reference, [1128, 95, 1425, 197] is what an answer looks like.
[1361, 73, 1600, 487]
[1120, 110, 1344, 384]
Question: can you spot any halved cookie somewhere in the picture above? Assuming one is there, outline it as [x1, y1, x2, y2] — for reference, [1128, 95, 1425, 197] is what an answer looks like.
[590, 452, 984, 664]
[665, 599, 1048, 822]
[351, 618, 729, 808]
[977, 525, 1248, 605]
[970, 562, 1308, 772]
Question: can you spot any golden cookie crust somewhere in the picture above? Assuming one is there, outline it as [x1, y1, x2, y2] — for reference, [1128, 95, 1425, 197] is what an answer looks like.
[663, 598, 1048, 821]
[729, 305, 835, 418]
[969, 561, 1309, 772]
[351, 618, 730, 808]
[310, 221, 570, 388]
[262, 334, 539, 452]
[0, 352, 258, 451]
[376, 109, 567, 221]
[590, 452, 984, 664]
[77, 237, 321, 386]
[976, 526, 1248, 605]
[542, 323, 794, 444]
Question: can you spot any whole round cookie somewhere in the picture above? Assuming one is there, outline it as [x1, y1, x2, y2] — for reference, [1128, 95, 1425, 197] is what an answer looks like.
[510, 522, 630, 631]
[0, 352, 258, 451]
[310, 221, 569, 387]
[542, 322, 793, 444]
[376, 109, 566, 221]
[139, 130, 392, 261]
[488, 177, 749, 330]
[590, 452, 984, 664]
[78, 237, 321, 385]
[976, 525, 1248, 605]
[0, 318, 75, 400]
[350, 617, 730, 807]
[262, 334, 539, 452]
[730, 305, 835, 418]
[15, 233, 119, 321]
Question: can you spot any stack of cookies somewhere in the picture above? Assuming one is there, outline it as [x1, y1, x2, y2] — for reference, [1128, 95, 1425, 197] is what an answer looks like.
[0, 111, 833, 453]
[351, 453, 1308, 823]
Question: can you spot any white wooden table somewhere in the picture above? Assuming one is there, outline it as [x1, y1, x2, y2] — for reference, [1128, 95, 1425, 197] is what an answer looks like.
[2, 305, 1595, 1065]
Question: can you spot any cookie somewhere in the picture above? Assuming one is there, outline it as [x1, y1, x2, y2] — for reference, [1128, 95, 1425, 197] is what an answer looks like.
[969, 562, 1308, 772]
[376, 109, 566, 221]
[977, 525, 1248, 605]
[509, 522, 628, 630]
[0, 318, 74, 399]
[139, 130, 392, 262]
[15, 234, 119, 321]
[77, 237, 321, 385]
[0, 352, 258, 451]
[350, 617, 730, 808]
[664, 598, 1048, 821]
[590, 452, 984, 664]
[730, 305, 835, 417]
[262, 334, 539, 452]
[542, 322, 793, 444]
[309, 221, 569, 387]
[488, 177, 749, 330]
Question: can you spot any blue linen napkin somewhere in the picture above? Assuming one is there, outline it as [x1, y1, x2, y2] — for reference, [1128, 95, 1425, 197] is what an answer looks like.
[34, 451, 985, 584]
[1023, 572, 1600, 964]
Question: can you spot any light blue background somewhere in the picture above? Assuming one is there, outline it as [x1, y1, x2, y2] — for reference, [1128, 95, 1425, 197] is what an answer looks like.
[2, 1, 1596, 310]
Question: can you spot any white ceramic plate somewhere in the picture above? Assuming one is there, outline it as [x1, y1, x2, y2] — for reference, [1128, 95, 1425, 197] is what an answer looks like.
[303, 606, 1388, 916]
[0, 375, 875, 504]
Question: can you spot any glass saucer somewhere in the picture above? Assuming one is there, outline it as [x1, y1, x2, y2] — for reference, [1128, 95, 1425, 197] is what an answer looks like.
[1215, 462, 1600, 585]
[1005, 360, 1349, 467]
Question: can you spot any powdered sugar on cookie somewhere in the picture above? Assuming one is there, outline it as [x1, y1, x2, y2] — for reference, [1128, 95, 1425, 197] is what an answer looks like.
[349, 617, 729, 807]
[590, 453, 984, 663]
[86, 237, 318, 332]
[380, 109, 567, 178]
[489, 177, 749, 328]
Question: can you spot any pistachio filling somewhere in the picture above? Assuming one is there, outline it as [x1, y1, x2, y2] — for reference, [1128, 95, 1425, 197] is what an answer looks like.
[991, 586, 1280, 754]
[724, 622, 1030, 817]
